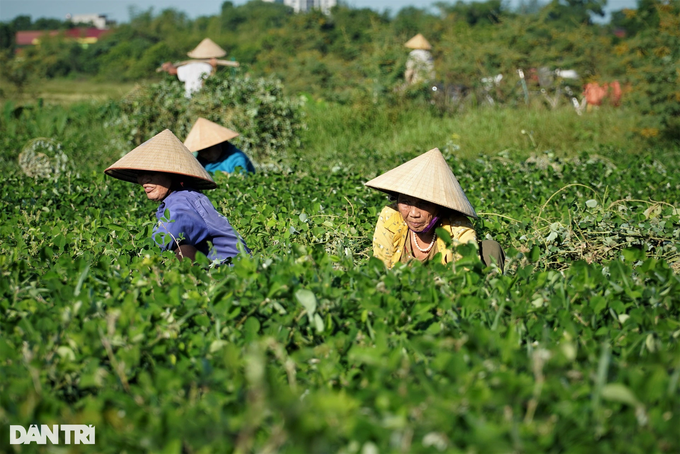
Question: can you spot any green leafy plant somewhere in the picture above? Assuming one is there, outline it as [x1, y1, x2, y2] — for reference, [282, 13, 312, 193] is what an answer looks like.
[625, 1, 680, 139]
[1, 145, 679, 452]
[118, 72, 306, 163]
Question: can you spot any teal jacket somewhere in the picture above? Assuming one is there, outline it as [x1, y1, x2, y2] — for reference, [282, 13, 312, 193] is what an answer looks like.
[199, 144, 255, 174]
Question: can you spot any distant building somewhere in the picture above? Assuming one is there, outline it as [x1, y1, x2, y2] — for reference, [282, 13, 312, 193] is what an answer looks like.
[67, 14, 114, 30]
[263, 0, 336, 15]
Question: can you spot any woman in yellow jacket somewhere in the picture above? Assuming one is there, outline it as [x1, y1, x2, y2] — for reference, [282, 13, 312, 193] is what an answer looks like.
[366, 148, 504, 270]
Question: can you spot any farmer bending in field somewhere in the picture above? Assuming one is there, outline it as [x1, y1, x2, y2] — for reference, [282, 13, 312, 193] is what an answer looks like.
[366, 148, 504, 270]
[184, 118, 255, 175]
[158, 38, 239, 99]
[105, 129, 250, 263]
[404, 33, 435, 86]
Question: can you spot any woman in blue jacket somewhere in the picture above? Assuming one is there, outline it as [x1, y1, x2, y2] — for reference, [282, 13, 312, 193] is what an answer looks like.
[184, 117, 255, 175]
[105, 129, 250, 263]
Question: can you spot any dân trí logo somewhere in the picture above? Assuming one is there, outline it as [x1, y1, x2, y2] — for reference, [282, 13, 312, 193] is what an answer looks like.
[9, 425, 95, 445]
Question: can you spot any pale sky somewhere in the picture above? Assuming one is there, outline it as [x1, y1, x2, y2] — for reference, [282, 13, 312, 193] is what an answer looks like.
[0, 0, 638, 23]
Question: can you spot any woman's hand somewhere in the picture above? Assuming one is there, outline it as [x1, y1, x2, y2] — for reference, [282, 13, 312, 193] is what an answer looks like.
[175, 244, 198, 262]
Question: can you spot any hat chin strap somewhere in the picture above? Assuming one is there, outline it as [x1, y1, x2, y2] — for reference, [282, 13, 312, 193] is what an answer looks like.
[411, 216, 440, 234]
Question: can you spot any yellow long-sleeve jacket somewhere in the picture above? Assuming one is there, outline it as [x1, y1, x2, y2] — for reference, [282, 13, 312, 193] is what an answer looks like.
[372, 203, 477, 269]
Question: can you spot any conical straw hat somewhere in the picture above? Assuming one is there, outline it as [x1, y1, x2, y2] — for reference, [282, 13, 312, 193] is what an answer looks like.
[405, 33, 432, 50]
[365, 148, 477, 218]
[187, 38, 226, 59]
[105, 129, 217, 190]
[184, 117, 240, 152]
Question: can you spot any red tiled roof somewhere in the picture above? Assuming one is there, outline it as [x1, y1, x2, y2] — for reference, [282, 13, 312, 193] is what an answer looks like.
[16, 31, 47, 46]
[15, 28, 111, 46]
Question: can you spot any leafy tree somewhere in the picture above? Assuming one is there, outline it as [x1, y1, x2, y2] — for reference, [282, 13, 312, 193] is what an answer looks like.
[392, 6, 440, 38]
[33, 17, 71, 30]
[625, 0, 680, 139]
[542, 0, 606, 25]
[0, 49, 37, 92]
[221, 0, 291, 30]
[0, 23, 15, 50]
[610, 0, 663, 36]
[515, 0, 544, 14]
[10, 15, 32, 31]
[436, 0, 508, 26]
[5, 15, 73, 31]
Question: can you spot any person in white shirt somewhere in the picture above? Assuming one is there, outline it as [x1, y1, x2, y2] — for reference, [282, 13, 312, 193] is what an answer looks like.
[177, 60, 215, 98]
[159, 38, 230, 98]
[404, 33, 435, 85]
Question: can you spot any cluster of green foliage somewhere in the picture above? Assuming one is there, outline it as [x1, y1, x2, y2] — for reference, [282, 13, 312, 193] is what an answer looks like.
[0, 15, 102, 89]
[118, 72, 306, 162]
[0, 15, 81, 51]
[1, 140, 679, 451]
[0, 94, 650, 179]
[0, 101, 123, 174]
[620, 1, 680, 138]
[0, 3, 678, 448]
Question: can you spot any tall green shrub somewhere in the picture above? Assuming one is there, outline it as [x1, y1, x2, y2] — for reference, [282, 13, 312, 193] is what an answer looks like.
[625, 1, 680, 140]
[118, 72, 306, 163]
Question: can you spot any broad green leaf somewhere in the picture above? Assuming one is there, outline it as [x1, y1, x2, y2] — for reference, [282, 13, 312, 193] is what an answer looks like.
[601, 383, 641, 407]
[295, 289, 317, 316]
[313, 313, 324, 333]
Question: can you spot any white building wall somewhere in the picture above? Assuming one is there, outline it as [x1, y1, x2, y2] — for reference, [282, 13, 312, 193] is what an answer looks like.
[262, 0, 336, 14]
[287, 0, 315, 13]
[70, 14, 110, 29]
[314, 0, 337, 15]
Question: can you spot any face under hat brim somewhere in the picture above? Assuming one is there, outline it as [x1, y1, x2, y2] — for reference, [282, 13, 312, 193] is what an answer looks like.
[104, 168, 217, 190]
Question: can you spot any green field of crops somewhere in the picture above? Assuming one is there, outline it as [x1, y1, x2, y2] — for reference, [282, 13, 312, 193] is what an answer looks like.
[2, 0, 680, 448]
[2, 96, 679, 452]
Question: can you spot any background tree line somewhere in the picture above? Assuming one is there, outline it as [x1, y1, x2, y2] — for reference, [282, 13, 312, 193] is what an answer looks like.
[0, 0, 678, 138]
